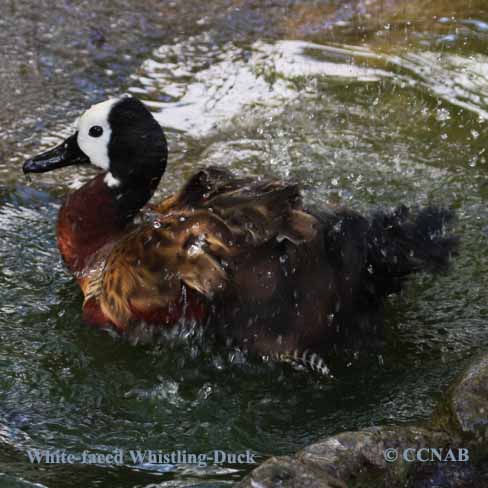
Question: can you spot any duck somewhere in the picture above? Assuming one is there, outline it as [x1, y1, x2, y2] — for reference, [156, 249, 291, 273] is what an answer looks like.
[23, 96, 458, 374]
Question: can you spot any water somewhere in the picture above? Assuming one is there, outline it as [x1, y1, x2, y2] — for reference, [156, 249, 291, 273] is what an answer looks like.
[1, 1, 488, 486]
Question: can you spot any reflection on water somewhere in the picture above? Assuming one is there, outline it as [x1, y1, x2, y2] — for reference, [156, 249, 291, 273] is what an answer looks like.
[133, 36, 488, 136]
[1, 0, 488, 487]
[132, 38, 392, 137]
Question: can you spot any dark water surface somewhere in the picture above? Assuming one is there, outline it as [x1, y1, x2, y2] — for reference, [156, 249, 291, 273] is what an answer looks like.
[1, 1, 488, 486]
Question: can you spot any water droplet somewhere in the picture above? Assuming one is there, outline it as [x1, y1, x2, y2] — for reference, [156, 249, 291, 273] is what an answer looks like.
[436, 108, 451, 122]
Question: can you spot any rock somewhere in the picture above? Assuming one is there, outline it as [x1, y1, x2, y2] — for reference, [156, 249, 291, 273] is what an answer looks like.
[446, 354, 488, 445]
[238, 456, 346, 488]
[238, 426, 453, 487]
[238, 353, 488, 487]
[299, 426, 453, 484]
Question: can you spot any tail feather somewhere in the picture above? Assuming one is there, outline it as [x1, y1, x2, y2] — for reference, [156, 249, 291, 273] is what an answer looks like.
[306, 203, 458, 350]
[365, 205, 458, 296]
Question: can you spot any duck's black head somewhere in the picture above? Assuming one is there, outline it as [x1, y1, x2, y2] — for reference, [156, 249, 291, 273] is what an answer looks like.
[23, 96, 168, 219]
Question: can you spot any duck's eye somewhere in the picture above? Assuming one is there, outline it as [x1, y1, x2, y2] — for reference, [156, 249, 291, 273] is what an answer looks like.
[89, 125, 103, 138]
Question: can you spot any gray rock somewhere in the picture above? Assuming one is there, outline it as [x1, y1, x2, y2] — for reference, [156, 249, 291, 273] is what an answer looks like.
[238, 353, 488, 487]
[447, 354, 488, 444]
[238, 427, 453, 488]
[238, 455, 346, 488]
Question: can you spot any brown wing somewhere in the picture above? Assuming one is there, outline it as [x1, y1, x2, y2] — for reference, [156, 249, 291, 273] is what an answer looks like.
[155, 167, 318, 245]
[98, 167, 319, 328]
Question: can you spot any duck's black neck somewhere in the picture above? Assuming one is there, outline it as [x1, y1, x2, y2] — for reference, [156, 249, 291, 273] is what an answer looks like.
[105, 97, 168, 220]
[109, 169, 164, 222]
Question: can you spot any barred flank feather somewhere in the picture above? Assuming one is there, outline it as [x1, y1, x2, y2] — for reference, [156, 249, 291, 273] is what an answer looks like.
[268, 349, 332, 377]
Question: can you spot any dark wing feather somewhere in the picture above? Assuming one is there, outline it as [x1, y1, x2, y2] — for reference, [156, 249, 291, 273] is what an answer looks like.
[98, 167, 318, 327]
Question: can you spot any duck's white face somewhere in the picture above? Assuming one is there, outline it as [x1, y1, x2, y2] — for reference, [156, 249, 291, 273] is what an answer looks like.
[76, 98, 119, 183]
[24, 95, 167, 199]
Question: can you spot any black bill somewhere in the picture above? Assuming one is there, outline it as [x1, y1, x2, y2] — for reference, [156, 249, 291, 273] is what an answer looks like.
[23, 132, 90, 174]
